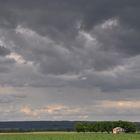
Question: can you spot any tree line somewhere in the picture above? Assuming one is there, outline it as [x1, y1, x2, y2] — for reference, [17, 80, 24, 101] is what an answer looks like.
[75, 121, 137, 133]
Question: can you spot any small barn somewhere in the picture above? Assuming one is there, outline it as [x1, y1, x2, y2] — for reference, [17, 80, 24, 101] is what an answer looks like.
[113, 127, 125, 134]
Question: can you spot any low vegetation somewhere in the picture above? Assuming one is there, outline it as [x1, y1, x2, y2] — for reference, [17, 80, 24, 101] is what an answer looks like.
[0, 132, 140, 140]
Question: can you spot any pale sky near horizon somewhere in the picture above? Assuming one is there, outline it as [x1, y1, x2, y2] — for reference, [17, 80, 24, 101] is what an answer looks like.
[0, 0, 140, 121]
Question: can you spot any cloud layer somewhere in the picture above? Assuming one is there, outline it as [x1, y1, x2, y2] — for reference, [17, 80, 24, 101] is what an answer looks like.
[0, 0, 140, 121]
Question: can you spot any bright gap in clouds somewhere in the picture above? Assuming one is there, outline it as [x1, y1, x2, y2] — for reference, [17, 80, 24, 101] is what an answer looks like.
[6, 52, 33, 65]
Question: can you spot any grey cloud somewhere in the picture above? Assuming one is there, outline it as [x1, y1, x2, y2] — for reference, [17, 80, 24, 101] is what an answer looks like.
[0, 98, 13, 104]
[1, 24, 140, 92]
[0, 46, 10, 56]
[0, 94, 26, 104]
[0, 57, 15, 73]
[92, 20, 140, 56]
[0, 66, 10, 73]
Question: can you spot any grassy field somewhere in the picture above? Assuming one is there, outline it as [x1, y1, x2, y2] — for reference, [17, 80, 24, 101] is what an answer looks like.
[0, 132, 140, 140]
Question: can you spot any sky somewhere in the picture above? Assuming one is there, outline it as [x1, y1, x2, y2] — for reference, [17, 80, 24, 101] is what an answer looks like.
[0, 0, 140, 121]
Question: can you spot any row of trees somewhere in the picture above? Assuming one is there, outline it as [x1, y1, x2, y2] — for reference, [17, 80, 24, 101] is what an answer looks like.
[75, 121, 137, 133]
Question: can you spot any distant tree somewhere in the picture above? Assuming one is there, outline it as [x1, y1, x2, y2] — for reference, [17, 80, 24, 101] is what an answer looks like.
[87, 123, 94, 132]
[82, 122, 89, 132]
[75, 122, 85, 132]
[75, 121, 137, 133]
[94, 122, 101, 132]
[123, 122, 136, 133]
[99, 122, 105, 133]
[99, 121, 113, 133]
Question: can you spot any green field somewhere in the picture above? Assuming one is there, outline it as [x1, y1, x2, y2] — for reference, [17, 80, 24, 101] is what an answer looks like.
[0, 132, 140, 140]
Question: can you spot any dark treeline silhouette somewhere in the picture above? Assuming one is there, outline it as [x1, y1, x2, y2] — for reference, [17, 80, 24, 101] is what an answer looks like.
[75, 121, 137, 133]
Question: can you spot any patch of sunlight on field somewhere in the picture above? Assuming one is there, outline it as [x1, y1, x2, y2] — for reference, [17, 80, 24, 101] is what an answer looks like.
[0, 132, 140, 140]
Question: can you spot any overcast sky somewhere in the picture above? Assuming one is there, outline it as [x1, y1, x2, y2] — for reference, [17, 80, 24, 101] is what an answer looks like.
[0, 0, 140, 121]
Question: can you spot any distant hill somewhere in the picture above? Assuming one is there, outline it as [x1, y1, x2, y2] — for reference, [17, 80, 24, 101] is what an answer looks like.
[0, 121, 76, 132]
[135, 122, 140, 131]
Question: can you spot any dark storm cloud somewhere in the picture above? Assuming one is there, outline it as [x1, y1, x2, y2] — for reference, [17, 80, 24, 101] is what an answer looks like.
[0, 0, 139, 59]
[0, 0, 140, 42]
[0, 1, 140, 94]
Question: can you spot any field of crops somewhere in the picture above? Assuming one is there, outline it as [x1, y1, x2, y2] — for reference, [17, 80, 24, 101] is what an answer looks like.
[0, 132, 140, 140]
